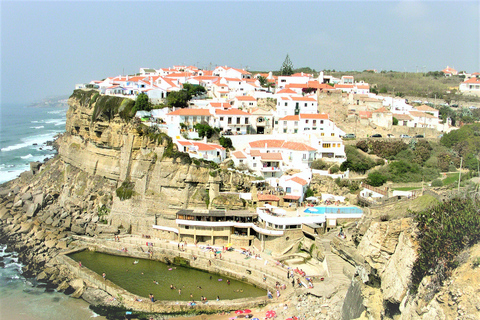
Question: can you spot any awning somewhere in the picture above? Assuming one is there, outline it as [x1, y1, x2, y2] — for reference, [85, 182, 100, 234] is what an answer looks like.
[283, 195, 301, 200]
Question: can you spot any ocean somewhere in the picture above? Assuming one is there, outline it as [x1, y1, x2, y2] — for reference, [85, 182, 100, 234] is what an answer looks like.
[0, 103, 106, 319]
[0, 103, 68, 184]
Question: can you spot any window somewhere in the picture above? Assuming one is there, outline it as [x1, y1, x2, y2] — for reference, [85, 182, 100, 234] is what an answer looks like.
[294, 129, 298, 133]
[236, 118, 240, 124]
[321, 133, 324, 136]
[322, 143, 331, 148]
[304, 103, 307, 107]
[228, 117, 232, 124]
[305, 120, 309, 124]
[253, 163, 257, 167]
[313, 120, 316, 125]
[286, 187, 291, 193]
[294, 121, 298, 126]
[320, 120, 324, 124]
[283, 129, 287, 133]
[245, 118, 248, 124]
[285, 102, 287, 106]
[283, 121, 287, 126]
[331, 133, 334, 136]
[239, 160, 243, 163]
[303, 153, 306, 159]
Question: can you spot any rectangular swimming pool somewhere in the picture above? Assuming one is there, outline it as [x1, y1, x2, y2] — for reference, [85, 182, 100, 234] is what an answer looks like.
[304, 206, 363, 214]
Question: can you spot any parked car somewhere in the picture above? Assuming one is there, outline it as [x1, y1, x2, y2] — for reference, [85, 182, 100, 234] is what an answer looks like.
[371, 134, 382, 138]
[343, 133, 356, 139]
[414, 134, 424, 138]
[400, 134, 412, 138]
[387, 134, 395, 138]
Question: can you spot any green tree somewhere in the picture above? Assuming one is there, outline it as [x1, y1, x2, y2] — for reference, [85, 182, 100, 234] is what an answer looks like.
[134, 93, 152, 111]
[280, 54, 294, 76]
[219, 136, 233, 149]
[304, 187, 314, 198]
[194, 122, 215, 139]
[166, 90, 191, 108]
[182, 83, 206, 97]
[366, 171, 387, 187]
[392, 117, 398, 125]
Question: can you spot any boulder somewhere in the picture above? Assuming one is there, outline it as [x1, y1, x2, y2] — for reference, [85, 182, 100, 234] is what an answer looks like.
[381, 231, 418, 304]
[44, 240, 57, 248]
[71, 225, 85, 235]
[13, 199, 23, 208]
[26, 203, 40, 218]
[21, 192, 33, 201]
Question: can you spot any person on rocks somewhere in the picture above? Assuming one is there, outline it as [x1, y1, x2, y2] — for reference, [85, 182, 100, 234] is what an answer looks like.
[149, 293, 155, 302]
[102, 272, 106, 280]
[79, 261, 82, 268]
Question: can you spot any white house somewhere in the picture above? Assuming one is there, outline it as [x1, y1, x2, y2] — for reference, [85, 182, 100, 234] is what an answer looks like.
[249, 108, 274, 134]
[276, 74, 310, 89]
[231, 139, 317, 179]
[414, 105, 439, 118]
[459, 77, 480, 96]
[276, 96, 318, 117]
[371, 107, 393, 129]
[175, 140, 226, 163]
[166, 108, 212, 131]
[212, 108, 251, 134]
[230, 95, 257, 109]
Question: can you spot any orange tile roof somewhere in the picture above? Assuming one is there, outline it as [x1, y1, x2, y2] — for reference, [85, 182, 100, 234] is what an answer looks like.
[166, 109, 211, 116]
[335, 84, 355, 88]
[409, 111, 436, 118]
[277, 88, 297, 94]
[394, 114, 413, 121]
[283, 195, 301, 200]
[260, 153, 283, 160]
[289, 176, 308, 186]
[279, 115, 299, 121]
[356, 84, 370, 89]
[210, 102, 231, 108]
[257, 194, 280, 201]
[415, 105, 437, 112]
[232, 151, 247, 159]
[359, 111, 372, 119]
[235, 96, 256, 101]
[165, 72, 190, 78]
[250, 150, 261, 156]
[463, 78, 480, 84]
[282, 141, 316, 151]
[372, 107, 391, 113]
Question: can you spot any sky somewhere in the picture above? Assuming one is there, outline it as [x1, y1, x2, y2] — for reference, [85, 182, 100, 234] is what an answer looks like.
[1, 0, 479, 105]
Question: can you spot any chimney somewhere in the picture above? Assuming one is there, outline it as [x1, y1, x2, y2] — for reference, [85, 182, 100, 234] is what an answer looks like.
[203, 135, 207, 143]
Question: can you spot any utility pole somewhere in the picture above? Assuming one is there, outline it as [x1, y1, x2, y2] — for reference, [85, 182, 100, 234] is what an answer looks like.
[458, 157, 463, 193]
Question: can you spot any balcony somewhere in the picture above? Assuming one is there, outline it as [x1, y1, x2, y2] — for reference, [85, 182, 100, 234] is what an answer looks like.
[260, 166, 281, 172]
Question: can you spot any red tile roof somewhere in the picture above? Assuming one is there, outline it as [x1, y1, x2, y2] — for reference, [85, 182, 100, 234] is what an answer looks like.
[235, 96, 256, 101]
[289, 176, 308, 186]
[372, 107, 391, 113]
[257, 194, 280, 201]
[409, 111, 436, 118]
[283, 195, 301, 200]
[260, 153, 283, 160]
[276, 88, 297, 94]
[415, 105, 437, 112]
[232, 151, 247, 159]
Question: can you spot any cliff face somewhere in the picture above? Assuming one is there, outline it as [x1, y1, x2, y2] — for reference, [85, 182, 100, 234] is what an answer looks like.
[57, 91, 252, 234]
[336, 195, 480, 320]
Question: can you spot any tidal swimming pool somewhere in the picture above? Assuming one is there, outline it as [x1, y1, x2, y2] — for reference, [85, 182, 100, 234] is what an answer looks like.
[69, 250, 266, 301]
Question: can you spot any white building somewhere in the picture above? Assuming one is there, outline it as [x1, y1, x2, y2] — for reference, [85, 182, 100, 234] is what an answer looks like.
[175, 140, 226, 163]
[276, 96, 318, 117]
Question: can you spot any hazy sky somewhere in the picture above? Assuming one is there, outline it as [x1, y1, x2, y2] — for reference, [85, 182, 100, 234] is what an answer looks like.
[1, 1, 479, 105]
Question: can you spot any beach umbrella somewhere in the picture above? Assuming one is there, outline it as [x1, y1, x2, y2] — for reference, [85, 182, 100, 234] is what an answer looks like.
[252, 318, 260, 320]
[243, 309, 252, 314]
[308, 208, 319, 212]
[286, 318, 293, 320]
[306, 196, 318, 202]
[235, 310, 244, 314]
[265, 310, 276, 318]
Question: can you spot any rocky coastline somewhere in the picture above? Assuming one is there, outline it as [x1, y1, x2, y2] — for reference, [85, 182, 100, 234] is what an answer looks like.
[2, 90, 479, 320]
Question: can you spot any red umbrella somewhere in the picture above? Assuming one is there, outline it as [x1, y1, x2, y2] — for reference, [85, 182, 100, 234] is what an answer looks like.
[265, 310, 276, 318]
[235, 310, 244, 314]
[286, 318, 293, 320]
[243, 309, 252, 314]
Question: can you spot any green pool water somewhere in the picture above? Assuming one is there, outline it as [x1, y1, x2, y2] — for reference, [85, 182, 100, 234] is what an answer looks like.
[69, 250, 265, 301]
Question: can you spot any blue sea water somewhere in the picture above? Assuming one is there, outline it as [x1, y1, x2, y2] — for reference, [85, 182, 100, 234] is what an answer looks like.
[304, 206, 363, 214]
[0, 103, 68, 184]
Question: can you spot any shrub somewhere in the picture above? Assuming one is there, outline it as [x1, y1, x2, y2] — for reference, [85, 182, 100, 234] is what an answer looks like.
[219, 136, 233, 149]
[356, 140, 369, 153]
[116, 180, 135, 200]
[393, 117, 399, 125]
[340, 145, 376, 173]
[329, 165, 340, 174]
[366, 171, 388, 187]
[431, 179, 443, 187]
[411, 196, 480, 293]
[311, 159, 330, 170]
[473, 257, 480, 268]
